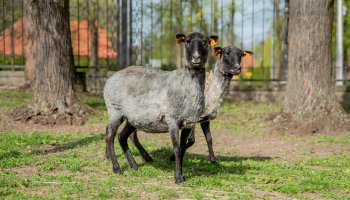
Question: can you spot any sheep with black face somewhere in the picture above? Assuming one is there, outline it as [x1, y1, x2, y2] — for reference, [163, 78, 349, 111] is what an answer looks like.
[131, 46, 253, 163]
[103, 32, 218, 184]
[186, 46, 254, 162]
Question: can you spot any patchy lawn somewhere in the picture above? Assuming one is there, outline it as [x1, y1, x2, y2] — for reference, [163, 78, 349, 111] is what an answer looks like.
[0, 89, 350, 199]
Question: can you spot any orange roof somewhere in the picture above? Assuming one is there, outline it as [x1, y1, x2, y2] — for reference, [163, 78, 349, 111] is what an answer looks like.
[70, 20, 117, 58]
[0, 20, 24, 56]
[241, 53, 257, 68]
[0, 19, 117, 59]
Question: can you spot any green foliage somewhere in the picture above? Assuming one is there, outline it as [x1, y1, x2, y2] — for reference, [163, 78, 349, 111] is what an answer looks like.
[0, 55, 25, 66]
[0, 1, 23, 33]
[142, 0, 237, 68]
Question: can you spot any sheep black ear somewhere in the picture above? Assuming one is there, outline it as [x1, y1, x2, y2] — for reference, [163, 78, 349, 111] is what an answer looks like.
[213, 47, 222, 56]
[242, 50, 254, 57]
[176, 34, 186, 44]
[209, 35, 219, 46]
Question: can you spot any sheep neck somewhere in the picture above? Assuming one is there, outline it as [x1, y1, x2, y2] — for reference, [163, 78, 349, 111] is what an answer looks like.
[202, 63, 232, 120]
[175, 65, 206, 127]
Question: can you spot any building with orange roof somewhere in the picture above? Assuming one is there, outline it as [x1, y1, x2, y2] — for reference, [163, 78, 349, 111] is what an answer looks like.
[0, 19, 117, 59]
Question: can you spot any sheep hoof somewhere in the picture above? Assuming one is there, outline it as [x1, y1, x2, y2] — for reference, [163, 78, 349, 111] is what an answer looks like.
[145, 156, 153, 163]
[175, 175, 185, 184]
[169, 154, 175, 161]
[113, 166, 123, 174]
[209, 157, 218, 164]
[104, 153, 111, 161]
[131, 164, 139, 170]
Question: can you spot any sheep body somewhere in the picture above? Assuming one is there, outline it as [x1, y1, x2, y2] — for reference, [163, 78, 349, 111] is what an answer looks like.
[104, 32, 218, 183]
[103, 65, 205, 133]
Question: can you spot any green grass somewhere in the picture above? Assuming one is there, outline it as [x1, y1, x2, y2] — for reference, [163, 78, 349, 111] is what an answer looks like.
[0, 90, 350, 199]
[0, 90, 33, 110]
[0, 130, 349, 199]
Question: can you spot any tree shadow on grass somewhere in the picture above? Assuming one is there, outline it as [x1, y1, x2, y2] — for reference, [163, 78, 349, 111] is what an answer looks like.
[0, 134, 104, 160]
[135, 147, 273, 179]
[0, 150, 23, 160]
[341, 101, 350, 114]
[33, 134, 104, 155]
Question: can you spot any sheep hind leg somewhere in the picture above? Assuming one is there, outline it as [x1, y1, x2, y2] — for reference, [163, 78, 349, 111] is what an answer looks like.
[131, 130, 153, 163]
[104, 125, 111, 160]
[106, 116, 124, 174]
[118, 122, 139, 170]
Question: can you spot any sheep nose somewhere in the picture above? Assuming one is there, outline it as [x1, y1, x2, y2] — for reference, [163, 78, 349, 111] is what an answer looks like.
[192, 52, 201, 59]
[234, 63, 241, 69]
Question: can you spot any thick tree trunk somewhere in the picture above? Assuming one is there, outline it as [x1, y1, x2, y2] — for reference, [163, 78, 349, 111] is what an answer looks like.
[26, 0, 76, 112]
[274, 0, 349, 134]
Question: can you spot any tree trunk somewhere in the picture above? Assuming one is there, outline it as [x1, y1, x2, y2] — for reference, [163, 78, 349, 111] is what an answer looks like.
[274, 0, 349, 134]
[89, 18, 98, 67]
[88, 0, 98, 76]
[121, 0, 128, 67]
[26, 0, 76, 112]
[273, 0, 281, 80]
[175, 1, 182, 69]
[24, 36, 35, 86]
[280, 0, 289, 81]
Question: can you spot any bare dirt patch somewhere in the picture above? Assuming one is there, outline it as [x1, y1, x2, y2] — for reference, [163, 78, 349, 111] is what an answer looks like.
[250, 188, 297, 200]
[267, 111, 350, 135]
[188, 128, 350, 162]
[10, 104, 88, 126]
[1, 108, 104, 134]
[7, 165, 40, 175]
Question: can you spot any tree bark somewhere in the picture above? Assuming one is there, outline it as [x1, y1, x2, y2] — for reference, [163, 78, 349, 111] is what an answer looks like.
[273, 0, 282, 80]
[26, 0, 76, 112]
[175, 1, 182, 69]
[275, 0, 349, 134]
[280, 0, 289, 81]
[89, 16, 98, 67]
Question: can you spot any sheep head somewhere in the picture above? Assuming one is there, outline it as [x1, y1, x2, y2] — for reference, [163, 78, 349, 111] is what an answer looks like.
[176, 32, 218, 69]
[213, 46, 253, 76]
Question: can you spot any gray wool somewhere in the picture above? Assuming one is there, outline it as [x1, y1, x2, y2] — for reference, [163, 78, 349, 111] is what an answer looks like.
[202, 61, 232, 121]
[103, 65, 206, 133]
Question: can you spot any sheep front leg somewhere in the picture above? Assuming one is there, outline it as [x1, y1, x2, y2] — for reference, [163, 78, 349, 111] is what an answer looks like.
[169, 127, 195, 161]
[200, 121, 217, 163]
[180, 128, 192, 168]
[169, 124, 184, 184]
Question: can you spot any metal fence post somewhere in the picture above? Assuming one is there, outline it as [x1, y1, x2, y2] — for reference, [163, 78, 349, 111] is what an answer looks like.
[336, 0, 344, 86]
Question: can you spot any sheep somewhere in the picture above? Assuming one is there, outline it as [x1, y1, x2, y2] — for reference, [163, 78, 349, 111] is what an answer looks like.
[103, 32, 219, 184]
[131, 46, 253, 163]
